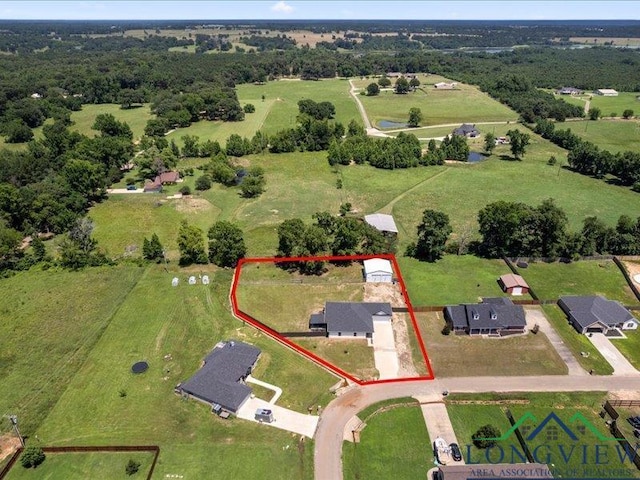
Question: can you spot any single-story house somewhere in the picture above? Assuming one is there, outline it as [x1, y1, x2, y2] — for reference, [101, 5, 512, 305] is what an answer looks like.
[498, 273, 530, 296]
[143, 179, 163, 193]
[309, 302, 392, 339]
[437, 463, 552, 480]
[175, 340, 261, 415]
[595, 88, 618, 96]
[557, 87, 583, 95]
[558, 295, 639, 334]
[444, 297, 526, 336]
[452, 123, 480, 138]
[434, 82, 457, 89]
[143, 170, 181, 193]
[363, 258, 393, 283]
[364, 213, 398, 235]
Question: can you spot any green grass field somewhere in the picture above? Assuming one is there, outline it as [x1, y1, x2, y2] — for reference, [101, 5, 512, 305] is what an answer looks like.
[343, 402, 431, 480]
[541, 305, 613, 375]
[564, 119, 640, 153]
[397, 255, 518, 306]
[6, 451, 156, 480]
[446, 392, 639, 477]
[416, 312, 568, 377]
[610, 328, 640, 370]
[519, 259, 638, 304]
[69, 104, 153, 141]
[589, 92, 640, 117]
[1, 265, 337, 479]
[354, 74, 518, 127]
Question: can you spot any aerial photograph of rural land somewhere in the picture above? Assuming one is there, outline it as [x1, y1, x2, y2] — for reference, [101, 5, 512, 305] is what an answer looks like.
[2, 0, 640, 478]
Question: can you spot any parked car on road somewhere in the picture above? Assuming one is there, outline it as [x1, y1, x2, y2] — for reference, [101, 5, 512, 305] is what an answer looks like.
[450, 443, 462, 461]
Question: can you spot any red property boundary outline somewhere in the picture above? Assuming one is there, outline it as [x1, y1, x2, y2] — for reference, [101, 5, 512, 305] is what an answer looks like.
[230, 253, 435, 385]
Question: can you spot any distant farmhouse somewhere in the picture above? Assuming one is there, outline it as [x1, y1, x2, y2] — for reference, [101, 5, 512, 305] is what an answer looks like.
[434, 82, 458, 89]
[498, 273, 530, 296]
[558, 296, 639, 334]
[144, 171, 181, 193]
[309, 302, 392, 339]
[444, 298, 526, 336]
[452, 123, 480, 138]
[176, 340, 261, 416]
[557, 87, 583, 95]
[364, 213, 398, 236]
[595, 88, 619, 96]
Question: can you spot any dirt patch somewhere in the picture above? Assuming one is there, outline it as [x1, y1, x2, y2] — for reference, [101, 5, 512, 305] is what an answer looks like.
[0, 434, 21, 463]
[363, 282, 405, 306]
[173, 197, 214, 214]
[623, 261, 640, 285]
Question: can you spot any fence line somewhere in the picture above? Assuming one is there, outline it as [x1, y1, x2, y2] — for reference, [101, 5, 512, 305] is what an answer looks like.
[612, 256, 640, 303]
[0, 445, 160, 480]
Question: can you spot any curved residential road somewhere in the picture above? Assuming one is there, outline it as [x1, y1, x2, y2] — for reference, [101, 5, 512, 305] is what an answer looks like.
[314, 375, 640, 480]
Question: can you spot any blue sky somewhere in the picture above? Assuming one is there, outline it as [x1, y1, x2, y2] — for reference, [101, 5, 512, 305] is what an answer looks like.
[0, 1, 638, 21]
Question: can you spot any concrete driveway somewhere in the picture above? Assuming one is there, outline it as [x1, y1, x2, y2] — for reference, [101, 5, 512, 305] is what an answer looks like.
[414, 394, 464, 465]
[372, 319, 399, 379]
[588, 333, 639, 375]
[236, 397, 319, 438]
[524, 307, 587, 376]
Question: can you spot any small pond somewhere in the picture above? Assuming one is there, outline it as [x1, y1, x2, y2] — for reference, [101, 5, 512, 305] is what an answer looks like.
[378, 120, 408, 129]
[467, 151, 487, 163]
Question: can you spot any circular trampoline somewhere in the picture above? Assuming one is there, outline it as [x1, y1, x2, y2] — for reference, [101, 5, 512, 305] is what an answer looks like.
[131, 361, 149, 374]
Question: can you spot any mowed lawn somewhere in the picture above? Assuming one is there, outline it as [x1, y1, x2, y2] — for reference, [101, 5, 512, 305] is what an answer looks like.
[355, 74, 518, 127]
[611, 328, 640, 370]
[589, 92, 640, 116]
[415, 312, 567, 377]
[519, 259, 638, 304]
[6, 451, 156, 480]
[235, 78, 362, 135]
[565, 119, 640, 153]
[0, 265, 145, 435]
[69, 103, 153, 140]
[32, 265, 337, 478]
[296, 338, 378, 382]
[343, 402, 431, 480]
[398, 255, 516, 306]
[542, 305, 613, 375]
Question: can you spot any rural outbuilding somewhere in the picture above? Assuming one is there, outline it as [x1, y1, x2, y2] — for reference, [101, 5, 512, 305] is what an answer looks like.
[364, 213, 398, 235]
[498, 273, 530, 296]
[595, 88, 619, 96]
[363, 258, 393, 283]
[558, 296, 639, 334]
[176, 340, 261, 415]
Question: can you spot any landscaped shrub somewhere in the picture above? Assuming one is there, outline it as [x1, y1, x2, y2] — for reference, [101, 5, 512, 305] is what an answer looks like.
[472, 424, 501, 448]
[21, 446, 46, 468]
[179, 185, 192, 195]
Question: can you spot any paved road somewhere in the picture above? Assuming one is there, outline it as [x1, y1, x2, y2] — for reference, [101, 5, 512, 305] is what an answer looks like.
[525, 307, 588, 376]
[415, 395, 464, 464]
[314, 375, 640, 480]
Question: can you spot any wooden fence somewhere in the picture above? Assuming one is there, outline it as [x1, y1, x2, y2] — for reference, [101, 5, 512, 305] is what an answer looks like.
[0, 445, 160, 480]
[603, 401, 640, 471]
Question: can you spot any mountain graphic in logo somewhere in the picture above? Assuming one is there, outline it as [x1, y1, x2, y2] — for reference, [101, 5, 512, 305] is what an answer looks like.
[477, 411, 624, 442]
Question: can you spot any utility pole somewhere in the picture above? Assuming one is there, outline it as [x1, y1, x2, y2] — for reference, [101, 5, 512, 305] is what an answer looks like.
[5, 415, 25, 447]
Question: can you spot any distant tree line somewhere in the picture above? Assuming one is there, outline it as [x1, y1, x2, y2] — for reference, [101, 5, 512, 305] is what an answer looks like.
[535, 119, 640, 190]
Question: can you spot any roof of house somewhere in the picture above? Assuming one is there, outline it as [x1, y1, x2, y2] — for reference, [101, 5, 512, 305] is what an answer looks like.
[499, 273, 529, 289]
[143, 180, 162, 192]
[558, 296, 637, 330]
[309, 313, 326, 327]
[452, 123, 479, 136]
[364, 214, 398, 233]
[363, 258, 393, 275]
[157, 171, 180, 184]
[324, 302, 392, 333]
[439, 463, 552, 480]
[180, 340, 260, 412]
[445, 297, 526, 331]
[559, 87, 582, 93]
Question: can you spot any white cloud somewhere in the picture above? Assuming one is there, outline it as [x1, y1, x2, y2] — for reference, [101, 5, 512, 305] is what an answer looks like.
[271, 1, 294, 14]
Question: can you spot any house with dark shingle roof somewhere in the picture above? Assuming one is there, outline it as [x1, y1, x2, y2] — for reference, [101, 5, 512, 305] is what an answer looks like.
[309, 302, 392, 339]
[176, 340, 261, 414]
[452, 123, 479, 138]
[444, 297, 526, 336]
[558, 296, 639, 334]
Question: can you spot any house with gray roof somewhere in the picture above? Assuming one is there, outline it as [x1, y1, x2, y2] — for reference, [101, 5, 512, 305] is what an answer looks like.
[444, 297, 526, 336]
[452, 123, 479, 138]
[309, 302, 392, 339]
[558, 295, 639, 334]
[176, 340, 261, 415]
